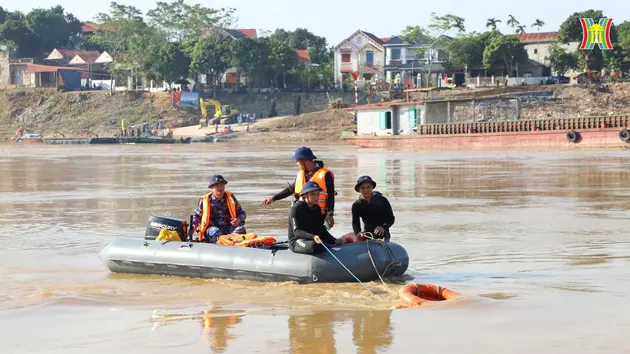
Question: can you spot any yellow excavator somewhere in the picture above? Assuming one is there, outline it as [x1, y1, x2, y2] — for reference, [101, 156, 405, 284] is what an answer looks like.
[199, 98, 240, 126]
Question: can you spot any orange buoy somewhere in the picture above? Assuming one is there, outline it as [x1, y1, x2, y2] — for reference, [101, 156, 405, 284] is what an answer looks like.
[399, 283, 460, 307]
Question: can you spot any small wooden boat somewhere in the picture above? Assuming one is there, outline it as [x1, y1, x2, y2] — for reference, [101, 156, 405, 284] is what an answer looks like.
[12, 133, 44, 143]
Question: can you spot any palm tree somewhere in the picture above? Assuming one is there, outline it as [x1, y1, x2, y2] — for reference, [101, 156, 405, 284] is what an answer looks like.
[531, 19, 545, 63]
[516, 25, 526, 34]
[507, 15, 520, 33]
[486, 18, 501, 31]
[531, 19, 545, 32]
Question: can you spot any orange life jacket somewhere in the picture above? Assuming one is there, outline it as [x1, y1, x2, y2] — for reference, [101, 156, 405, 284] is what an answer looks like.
[198, 191, 237, 242]
[216, 233, 277, 247]
[294, 167, 333, 215]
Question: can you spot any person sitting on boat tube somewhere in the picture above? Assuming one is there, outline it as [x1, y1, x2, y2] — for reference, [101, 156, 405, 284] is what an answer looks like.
[351, 176, 395, 242]
[262, 146, 336, 229]
[190, 175, 247, 243]
[289, 181, 344, 254]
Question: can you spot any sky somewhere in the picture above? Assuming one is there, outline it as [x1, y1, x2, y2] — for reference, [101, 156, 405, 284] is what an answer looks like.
[3, 0, 628, 45]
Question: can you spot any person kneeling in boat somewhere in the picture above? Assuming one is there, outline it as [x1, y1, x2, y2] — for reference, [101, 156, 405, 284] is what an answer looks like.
[289, 181, 344, 254]
[351, 176, 395, 242]
[190, 175, 247, 243]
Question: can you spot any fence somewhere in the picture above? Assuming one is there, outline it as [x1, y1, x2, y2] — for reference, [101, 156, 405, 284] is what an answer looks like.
[420, 114, 630, 135]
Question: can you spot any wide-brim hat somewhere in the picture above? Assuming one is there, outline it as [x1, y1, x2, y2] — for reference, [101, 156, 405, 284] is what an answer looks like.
[208, 174, 228, 187]
[292, 146, 317, 160]
[355, 175, 376, 192]
[300, 181, 323, 195]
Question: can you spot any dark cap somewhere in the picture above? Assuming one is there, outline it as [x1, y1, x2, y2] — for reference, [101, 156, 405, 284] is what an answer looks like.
[208, 174, 228, 187]
[292, 146, 317, 160]
[299, 181, 323, 196]
[354, 175, 376, 192]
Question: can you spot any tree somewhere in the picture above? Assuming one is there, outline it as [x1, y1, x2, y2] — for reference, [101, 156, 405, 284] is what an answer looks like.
[0, 19, 37, 56]
[443, 33, 484, 72]
[557, 10, 605, 71]
[265, 39, 298, 88]
[486, 18, 501, 31]
[483, 34, 528, 76]
[614, 21, 630, 71]
[532, 19, 545, 32]
[230, 37, 268, 88]
[516, 25, 526, 34]
[183, 32, 232, 91]
[401, 25, 431, 44]
[146, 0, 235, 42]
[548, 42, 578, 76]
[269, 28, 329, 65]
[0, 6, 80, 58]
[150, 42, 189, 87]
[25, 6, 81, 56]
[0, 6, 7, 24]
[507, 15, 520, 33]
[430, 13, 465, 35]
[94, 2, 148, 58]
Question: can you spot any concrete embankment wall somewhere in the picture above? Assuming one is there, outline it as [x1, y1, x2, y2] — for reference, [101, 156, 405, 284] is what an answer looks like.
[214, 91, 357, 116]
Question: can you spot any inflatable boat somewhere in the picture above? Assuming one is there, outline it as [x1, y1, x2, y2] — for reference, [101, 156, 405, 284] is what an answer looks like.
[99, 216, 409, 284]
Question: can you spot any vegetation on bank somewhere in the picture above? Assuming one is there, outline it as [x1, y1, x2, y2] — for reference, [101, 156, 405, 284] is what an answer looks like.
[0, 89, 193, 139]
[408, 10, 630, 77]
[0, 2, 333, 91]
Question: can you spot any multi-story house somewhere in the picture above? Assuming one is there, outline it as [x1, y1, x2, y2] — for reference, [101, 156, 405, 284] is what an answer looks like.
[333, 30, 387, 87]
[383, 35, 451, 88]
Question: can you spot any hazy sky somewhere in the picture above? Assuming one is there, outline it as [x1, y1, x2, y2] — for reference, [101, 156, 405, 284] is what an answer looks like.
[3, 0, 627, 45]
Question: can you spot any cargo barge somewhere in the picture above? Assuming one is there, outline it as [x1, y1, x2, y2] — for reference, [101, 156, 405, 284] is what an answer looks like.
[344, 98, 630, 150]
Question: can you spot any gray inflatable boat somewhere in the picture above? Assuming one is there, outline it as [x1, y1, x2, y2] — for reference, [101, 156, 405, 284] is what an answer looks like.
[99, 237, 409, 284]
[99, 215, 409, 283]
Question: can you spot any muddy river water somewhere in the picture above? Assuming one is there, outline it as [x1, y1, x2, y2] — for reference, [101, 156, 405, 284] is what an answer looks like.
[0, 143, 629, 353]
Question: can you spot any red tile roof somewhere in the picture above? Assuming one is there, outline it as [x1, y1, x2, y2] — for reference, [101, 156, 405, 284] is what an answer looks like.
[235, 28, 257, 38]
[296, 49, 311, 62]
[27, 64, 83, 73]
[48, 49, 101, 60]
[515, 31, 559, 43]
[81, 22, 99, 33]
[69, 52, 101, 64]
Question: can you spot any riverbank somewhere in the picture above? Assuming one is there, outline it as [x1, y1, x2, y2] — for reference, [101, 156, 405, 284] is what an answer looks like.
[173, 109, 356, 142]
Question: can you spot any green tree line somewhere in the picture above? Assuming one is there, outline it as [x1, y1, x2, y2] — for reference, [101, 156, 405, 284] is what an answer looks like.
[0, 1, 334, 90]
[400, 10, 630, 77]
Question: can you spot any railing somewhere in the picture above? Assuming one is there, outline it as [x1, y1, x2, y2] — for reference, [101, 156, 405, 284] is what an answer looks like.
[419, 115, 630, 135]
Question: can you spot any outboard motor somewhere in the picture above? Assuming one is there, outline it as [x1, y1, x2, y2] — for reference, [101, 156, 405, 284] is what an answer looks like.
[145, 215, 187, 241]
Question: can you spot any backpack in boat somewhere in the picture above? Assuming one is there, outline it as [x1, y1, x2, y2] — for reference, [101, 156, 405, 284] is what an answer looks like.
[216, 233, 276, 247]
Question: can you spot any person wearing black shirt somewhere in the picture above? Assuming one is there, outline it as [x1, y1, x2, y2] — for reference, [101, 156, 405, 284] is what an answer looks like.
[288, 181, 343, 254]
[262, 146, 336, 228]
[351, 176, 395, 241]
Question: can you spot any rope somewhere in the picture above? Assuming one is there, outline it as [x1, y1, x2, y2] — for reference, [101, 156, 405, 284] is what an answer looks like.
[363, 232, 400, 286]
[321, 242, 374, 295]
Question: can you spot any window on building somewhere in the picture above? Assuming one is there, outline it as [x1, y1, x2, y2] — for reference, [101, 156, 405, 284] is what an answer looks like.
[534, 49, 538, 54]
[366, 51, 374, 66]
[342, 53, 351, 63]
[390, 48, 401, 60]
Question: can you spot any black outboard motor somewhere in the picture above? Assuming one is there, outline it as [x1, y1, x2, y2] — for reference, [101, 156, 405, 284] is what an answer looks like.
[145, 215, 187, 241]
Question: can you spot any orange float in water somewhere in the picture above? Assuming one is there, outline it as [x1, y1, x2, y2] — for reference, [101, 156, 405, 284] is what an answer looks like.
[399, 283, 461, 307]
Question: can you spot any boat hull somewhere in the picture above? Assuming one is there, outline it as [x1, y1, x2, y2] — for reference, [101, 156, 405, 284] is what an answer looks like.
[345, 128, 630, 150]
[100, 237, 409, 284]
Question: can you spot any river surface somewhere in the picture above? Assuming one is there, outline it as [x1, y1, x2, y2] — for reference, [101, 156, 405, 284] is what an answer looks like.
[0, 143, 629, 353]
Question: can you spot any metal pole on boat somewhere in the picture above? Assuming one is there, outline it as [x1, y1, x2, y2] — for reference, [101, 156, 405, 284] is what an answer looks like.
[320, 243, 374, 294]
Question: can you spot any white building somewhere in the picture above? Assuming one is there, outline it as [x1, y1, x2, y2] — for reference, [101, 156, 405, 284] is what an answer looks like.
[355, 101, 421, 136]
[333, 30, 387, 88]
[515, 32, 580, 76]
